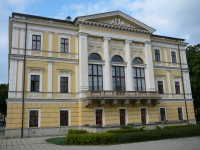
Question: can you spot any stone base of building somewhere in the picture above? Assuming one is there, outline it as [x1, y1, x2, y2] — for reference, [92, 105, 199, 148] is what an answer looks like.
[5, 119, 196, 138]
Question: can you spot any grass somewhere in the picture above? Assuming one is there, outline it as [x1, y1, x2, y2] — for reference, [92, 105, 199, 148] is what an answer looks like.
[46, 137, 67, 145]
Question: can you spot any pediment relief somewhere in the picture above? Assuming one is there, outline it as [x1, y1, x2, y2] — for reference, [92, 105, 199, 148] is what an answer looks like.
[98, 18, 136, 28]
[131, 47, 144, 54]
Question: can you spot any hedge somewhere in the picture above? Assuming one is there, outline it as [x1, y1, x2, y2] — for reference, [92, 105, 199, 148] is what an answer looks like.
[107, 127, 145, 133]
[115, 126, 200, 144]
[66, 133, 116, 145]
[121, 126, 134, 129]
[68, 129, 87, 135]
[163, 124, 196, 130]
[65, 126, 200, 145]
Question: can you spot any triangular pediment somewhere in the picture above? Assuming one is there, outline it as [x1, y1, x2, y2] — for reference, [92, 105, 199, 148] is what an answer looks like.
[75, 11, 156, 33]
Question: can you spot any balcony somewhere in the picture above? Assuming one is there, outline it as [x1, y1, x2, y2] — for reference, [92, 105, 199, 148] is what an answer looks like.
[85, 90, 162, 107]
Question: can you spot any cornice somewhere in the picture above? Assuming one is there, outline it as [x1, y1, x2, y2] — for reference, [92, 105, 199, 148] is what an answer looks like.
[151, 37, 188, 46]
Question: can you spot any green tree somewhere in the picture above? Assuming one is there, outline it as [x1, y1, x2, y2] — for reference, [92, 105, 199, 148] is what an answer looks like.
[186, 44, 200, 121]
[0, 83, 8, 116]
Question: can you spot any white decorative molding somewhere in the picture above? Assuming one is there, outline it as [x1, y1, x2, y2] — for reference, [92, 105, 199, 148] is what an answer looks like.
[109, 53, 126, 62]
[28, 67, 44, 73]
[88, 50, 104, 60]
[131, 55, 146, 64]
[57, 69, 72, 75]
[99, 18, 135, 28]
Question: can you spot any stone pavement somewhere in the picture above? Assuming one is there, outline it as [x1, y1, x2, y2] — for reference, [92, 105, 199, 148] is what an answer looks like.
[0, 135, 200, 150]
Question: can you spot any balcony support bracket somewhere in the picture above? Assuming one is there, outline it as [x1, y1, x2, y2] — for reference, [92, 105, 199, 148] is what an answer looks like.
[143, 99, 151, 106]
[152, 100, 160, 106]
[98, 99, 105, 106]
[85, 99, 92, 107]
[122, 99, 129, 106]
[133, 99, 140, 106]
[110, 99, 118, 106]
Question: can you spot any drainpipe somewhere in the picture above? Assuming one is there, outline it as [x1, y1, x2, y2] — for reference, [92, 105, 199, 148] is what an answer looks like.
[21, 21, 27, 138]
[178, 44, 189, 123]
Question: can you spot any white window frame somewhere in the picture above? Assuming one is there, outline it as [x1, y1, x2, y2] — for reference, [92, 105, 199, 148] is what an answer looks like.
[170, 49, 178, 64]
[59, 109, 71, 126]
[118, 107, 128, 125]
[59, 34, 71, 57]
[177, 106, 184, 120]
[94, 107, 105, 127]
[155, 75, 166, 94]
[172, 76, 182, 94]
[153, 47, 162, 62]
[57, 69, 71, 93]
[159, 107, 167, 121]
[28, 68, 43, 92]
[28, 109, 40, 128]
[140, 107, 149, 124]
[30, 30, 43, 51]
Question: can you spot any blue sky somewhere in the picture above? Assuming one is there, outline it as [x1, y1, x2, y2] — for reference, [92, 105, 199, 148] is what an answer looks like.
[0, 0, 200, 83]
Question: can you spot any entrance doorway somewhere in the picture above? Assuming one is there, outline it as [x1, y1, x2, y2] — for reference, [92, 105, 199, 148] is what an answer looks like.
[96, 110, 102, 126]
[141, 109, 146, 124]
[120, 109, 126, 125]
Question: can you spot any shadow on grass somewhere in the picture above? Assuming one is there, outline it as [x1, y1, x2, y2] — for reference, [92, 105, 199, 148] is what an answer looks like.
[46, 137, 68, 145]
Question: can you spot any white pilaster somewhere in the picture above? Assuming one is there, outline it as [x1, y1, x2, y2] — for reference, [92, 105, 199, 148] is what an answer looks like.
[11, 27, 19, 54]
[8, 60, 18, 98]
[125, 40, 134, 91]
[103, 37, 112, 90]
[78, 33, 88, 98]
[167, 70, 172, 98]
[47, 61, 53, 98]
[164, 47, 168, 66]
[49, 32, 53, 57]
[19, 29, 25, 54]
[145, 42, 155, 91]
[26, 29, 32, 55]
[17, 61, 23, 98]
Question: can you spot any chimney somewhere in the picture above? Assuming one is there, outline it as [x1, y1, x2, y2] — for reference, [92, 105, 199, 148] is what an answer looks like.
[65, 16, 71, 21]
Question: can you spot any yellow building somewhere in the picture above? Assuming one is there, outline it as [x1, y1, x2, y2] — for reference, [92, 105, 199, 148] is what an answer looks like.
[6, 11, 195, 138]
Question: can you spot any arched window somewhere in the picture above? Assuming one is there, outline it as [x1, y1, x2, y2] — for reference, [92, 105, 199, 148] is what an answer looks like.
[88, 53, 102, 60]
[133, 57, 143, 64]
[111, 55, 123, 62]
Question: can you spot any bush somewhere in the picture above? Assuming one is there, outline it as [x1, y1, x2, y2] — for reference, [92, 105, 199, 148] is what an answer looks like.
[156, 125, 162, 130]
[66, 133, 116, 145]
[115, 126, 200, 144]
[163, 124, 196, 130]
[68, 129, 87, 135]
[107, 127, 145, 133]
[121, 126, 134, 129]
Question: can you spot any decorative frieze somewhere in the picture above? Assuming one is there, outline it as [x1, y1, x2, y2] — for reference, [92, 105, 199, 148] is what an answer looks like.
[99, 18, 135, 28]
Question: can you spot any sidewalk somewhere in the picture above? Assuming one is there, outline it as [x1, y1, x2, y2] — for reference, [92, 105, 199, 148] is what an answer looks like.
[0, 135, 200, 150]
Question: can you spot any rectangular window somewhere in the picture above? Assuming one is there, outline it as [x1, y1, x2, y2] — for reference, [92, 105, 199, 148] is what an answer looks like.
[178, 108, 183, 120]
[60, 110, 68, 126]
[89, 64, 103, 90]
[158, 81, 164, 94]
[171, 51, 177, 63]
[61, 38, 68, 53]
[96, 110, 102, 126]
[160, 108, 166, 121]
[60, 77, 68, 93]
[112, 66, 125, 91]
[175, 82, 180, 94]
[133, 68, 145, 91]
[32, 35, 41, 50]
[29, 110, 38, 127]
[155, 49, 160, 61]
[31, 75, 40, 92]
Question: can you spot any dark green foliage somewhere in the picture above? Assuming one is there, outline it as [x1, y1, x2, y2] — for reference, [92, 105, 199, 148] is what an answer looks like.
[156, 125, 162, 130]
[121, 126, 134, 129]
[106, 127, 145, 133]
[0, 83, 8, 116]
[46, 137, 67, 145]
[186, 44, 200, 121]
[115, 126, 200, 144]
[66, 133, 116, 145]
[68, 129, 87, 135]
[163, 124, 196, 130]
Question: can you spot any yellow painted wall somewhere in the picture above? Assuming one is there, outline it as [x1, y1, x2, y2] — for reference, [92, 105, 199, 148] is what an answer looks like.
[52, 33, 59, 57]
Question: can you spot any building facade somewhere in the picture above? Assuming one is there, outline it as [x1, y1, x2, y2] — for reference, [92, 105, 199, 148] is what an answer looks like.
[6, 11, 195, 138]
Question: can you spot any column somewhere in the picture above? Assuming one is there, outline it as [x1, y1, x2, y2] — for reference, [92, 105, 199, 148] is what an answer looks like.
[125, 40, 134, 91]
[78, 33, 88, 98]
[47, 61, 53, 98]
[103, 37, 112, 90]
[145, 41, 155, 91]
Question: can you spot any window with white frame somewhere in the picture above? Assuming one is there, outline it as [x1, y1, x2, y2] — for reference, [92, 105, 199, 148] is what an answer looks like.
[28, 68, 43, 92]
[60, 77, 68, 93]
[59, 34, 71, 54]
[158, 81, 164, 94]
[175, 82, 181, 94]
[57, 69, 71, 93]
[173, 76, 182, 94]
[171, 51, 177, 63]
[29, 30, 43, 52]
[154, 49, 161, 61]
[178, 107, 183, 120]
[160, 107, 167, 121]
[28, 109, 40, 127]
[60, 109, 70, 126]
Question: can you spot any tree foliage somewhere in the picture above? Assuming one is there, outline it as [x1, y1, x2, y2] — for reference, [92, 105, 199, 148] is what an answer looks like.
[186, 44, 200, 121]
[0, 83, 8, 116]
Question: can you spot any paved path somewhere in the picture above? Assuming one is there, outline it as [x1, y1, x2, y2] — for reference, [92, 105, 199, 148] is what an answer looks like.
[0, 136, 200, 150]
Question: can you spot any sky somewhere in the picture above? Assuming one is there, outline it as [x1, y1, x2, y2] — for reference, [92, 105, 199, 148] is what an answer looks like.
[0, 0, 200, 84]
